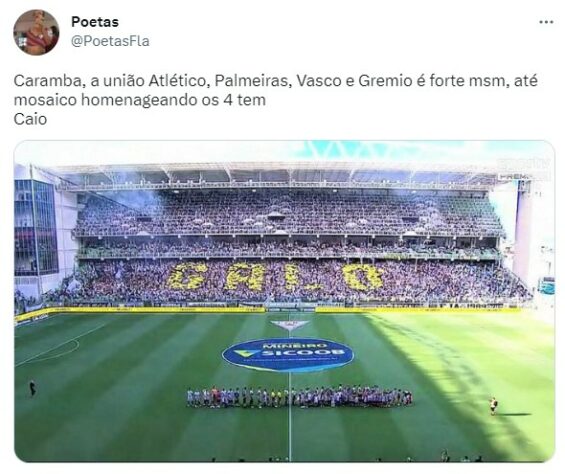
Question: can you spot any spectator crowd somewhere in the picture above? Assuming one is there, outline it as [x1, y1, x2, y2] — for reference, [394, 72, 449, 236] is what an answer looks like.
[43, 259, 530, 305]
[73, 190, 506, 238]
[25, 189, 530, 308]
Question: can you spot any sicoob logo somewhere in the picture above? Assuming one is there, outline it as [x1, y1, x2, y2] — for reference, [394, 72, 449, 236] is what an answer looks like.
[222, 338, 354, 373]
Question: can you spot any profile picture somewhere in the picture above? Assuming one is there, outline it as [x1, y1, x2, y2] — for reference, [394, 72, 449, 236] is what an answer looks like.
[13, 9, 59, 56]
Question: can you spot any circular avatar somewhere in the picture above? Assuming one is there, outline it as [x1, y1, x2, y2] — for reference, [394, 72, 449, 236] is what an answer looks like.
[14, 10, 59, 56]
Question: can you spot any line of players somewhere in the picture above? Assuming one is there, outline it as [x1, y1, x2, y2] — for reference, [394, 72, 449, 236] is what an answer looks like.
[186, 385, 413, 408]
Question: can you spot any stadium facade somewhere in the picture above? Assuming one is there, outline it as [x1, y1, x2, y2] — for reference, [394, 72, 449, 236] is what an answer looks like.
[14, 158, 541, 312]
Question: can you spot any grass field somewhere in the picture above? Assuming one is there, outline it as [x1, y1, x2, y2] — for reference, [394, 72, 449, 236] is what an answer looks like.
[14, 310, 554, 462]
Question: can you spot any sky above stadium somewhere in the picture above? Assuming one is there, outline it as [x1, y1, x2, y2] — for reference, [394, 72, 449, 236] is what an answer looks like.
[14, 140, 553, 172]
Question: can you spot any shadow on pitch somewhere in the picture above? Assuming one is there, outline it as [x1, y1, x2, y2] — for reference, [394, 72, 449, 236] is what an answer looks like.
[497, 413, 532, 417]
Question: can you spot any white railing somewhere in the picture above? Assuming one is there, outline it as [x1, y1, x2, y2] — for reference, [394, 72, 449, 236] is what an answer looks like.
[58, 180, 493, 192]
[76, 250, 501, 261]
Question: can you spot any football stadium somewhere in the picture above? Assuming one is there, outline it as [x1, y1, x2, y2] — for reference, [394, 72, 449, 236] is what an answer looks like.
[14, 141, 554, 462]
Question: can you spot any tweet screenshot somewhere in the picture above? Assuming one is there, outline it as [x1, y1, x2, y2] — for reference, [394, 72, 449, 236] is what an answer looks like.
[2, 1, 562, 472]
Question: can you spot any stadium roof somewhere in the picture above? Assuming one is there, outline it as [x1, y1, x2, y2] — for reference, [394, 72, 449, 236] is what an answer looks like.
[15, 141, 552, 189]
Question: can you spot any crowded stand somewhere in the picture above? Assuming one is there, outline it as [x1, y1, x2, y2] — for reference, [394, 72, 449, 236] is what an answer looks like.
[73, 190, 506, 237]
[44, 259, 530, 305]
[14, 290, 37, 314]
[24, 185, 531, 309]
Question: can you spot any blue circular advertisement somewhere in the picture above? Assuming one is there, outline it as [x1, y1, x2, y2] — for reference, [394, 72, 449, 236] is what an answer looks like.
[222, 337, 354, 373]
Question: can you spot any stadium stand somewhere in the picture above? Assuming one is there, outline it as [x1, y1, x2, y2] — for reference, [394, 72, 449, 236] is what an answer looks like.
[73, 190, 506, 237]
[43, 259, 529, 306]
[16, 161, 534, 311]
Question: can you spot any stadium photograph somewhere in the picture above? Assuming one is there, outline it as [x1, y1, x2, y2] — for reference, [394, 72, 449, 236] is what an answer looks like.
[14, 141, 554, 462]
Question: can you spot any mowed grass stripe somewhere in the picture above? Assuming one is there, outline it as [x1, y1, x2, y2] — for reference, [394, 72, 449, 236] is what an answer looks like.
[324, 314, 415, 461]
[14, 314, 159, 417]
[425, 312, 554, 460]
[303, 313, 503, 461]
[227, 314, 291, 462]
[363, 312, 549, 461]
[360, 313, 508, 460]
[374, 311, 554, 459]
[418, 311, 554, 365]
[338, 314, 482, 461]
[16, 314, 201, 461]
[104, 313, 250, 461]
[93, 313, 236, 461]
[14, 311, 554, 462]
[287, 314, 353, 461]
[170, 314, 289, 461]
[42, 314, 220, 461]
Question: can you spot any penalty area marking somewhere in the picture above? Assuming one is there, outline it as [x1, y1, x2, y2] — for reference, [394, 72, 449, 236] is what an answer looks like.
[26, 339, 80, 364]
[15, 322, 108, 368]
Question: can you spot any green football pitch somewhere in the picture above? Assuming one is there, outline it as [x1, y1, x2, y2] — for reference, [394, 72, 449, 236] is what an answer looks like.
[14, 310, 554, 462]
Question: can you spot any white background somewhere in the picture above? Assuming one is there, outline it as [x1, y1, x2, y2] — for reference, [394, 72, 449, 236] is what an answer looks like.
[1, 1, 563, 473]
